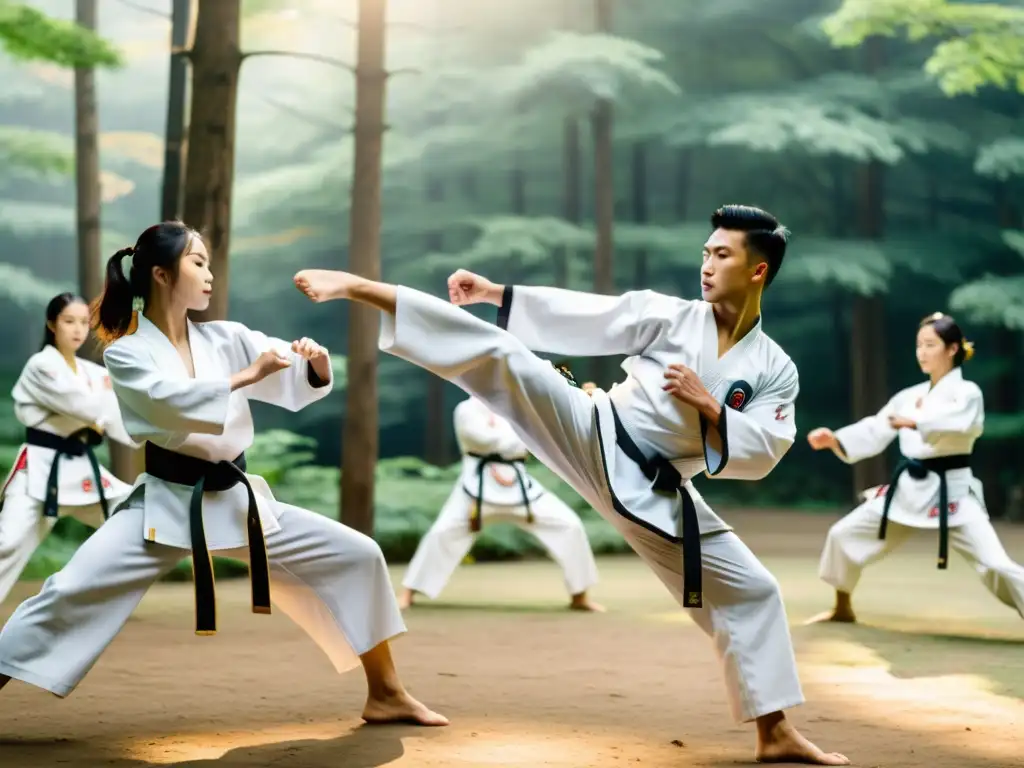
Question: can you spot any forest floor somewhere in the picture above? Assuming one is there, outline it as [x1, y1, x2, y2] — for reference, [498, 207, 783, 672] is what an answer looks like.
[1, 509, 1022, 768]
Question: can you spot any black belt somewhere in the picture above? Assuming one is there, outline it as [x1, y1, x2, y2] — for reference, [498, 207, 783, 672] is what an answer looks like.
[143, 442, 270, 635]
[466, 452, 533, 531]
[610, 405, 703, 608]
[25, 427, 109, 520]
[880, 453, 971, 569]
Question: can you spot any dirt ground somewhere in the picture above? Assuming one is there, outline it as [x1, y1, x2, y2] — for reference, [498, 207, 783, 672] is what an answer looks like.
[1, 510, 1022, 768]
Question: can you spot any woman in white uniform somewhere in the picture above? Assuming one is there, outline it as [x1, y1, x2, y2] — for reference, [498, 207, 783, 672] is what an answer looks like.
[0, 222, 447, 727]
[0, 292, 136, 605]
[808, 312, 1024, 623]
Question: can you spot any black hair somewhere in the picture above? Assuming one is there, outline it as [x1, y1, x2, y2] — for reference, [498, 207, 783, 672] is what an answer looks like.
[91, 221, 199, 344]
[710, 204, 790, 287]
[919, 312, 974, 367]
[40, 292, 87, 350]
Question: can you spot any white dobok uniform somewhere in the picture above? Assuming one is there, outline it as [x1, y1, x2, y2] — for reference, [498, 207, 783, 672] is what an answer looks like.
[0, 345, 136, 604]
[819, 368, 1024, 618]
[379, 284, 806, 723]
[402, 395, 599, 600]
[0, 316, 405, 697]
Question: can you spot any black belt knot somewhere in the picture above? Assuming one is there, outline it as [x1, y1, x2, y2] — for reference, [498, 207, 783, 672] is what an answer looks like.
[880, 453, 970, 570]
[144, 442, 270, 636]
[609, 405, 703, 608]
[466, 452, 533, 532]
[25, 427, 109, 520]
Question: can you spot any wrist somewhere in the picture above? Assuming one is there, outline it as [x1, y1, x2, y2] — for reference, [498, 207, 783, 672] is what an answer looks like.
[698, 394, 722, 427]
[487, 283, 505, 306]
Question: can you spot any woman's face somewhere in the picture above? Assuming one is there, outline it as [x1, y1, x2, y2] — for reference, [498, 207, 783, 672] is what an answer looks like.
[161, 236, 213, 312]
[50, 301, 90, 353]
[916, 324, 956, 375]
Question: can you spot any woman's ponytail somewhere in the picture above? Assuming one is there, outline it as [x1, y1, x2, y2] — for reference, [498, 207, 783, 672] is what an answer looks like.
[90, 247, 137, 345]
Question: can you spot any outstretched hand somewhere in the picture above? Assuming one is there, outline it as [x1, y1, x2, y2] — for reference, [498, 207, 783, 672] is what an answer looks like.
[806, 427, 837, 451]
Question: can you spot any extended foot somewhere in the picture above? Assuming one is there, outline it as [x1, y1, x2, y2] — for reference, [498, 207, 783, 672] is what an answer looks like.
[362, 690, 449, 727]
[804, 608, 856, 625]
[293, 269, 361, 302]
[756, 718, 849, 765]
[397, 588, 415, 611]
[569, 594, 606, 612]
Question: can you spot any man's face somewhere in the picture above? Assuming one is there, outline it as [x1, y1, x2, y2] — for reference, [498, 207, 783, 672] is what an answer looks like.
[700, 228, 766, 302]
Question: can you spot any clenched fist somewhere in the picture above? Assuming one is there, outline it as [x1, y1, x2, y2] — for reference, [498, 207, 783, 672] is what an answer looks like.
[447, 269, 504, 307]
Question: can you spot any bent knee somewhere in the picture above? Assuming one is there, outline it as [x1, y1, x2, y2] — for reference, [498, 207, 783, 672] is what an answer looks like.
[741, 563, 783, 605]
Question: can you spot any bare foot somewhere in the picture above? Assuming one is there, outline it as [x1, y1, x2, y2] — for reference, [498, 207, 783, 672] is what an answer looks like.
[397, 588, 415, 611]
[293, 269, 360, 302]
[756, 716, 849, 765]
[569, 594, 606, 613]
[804, 608, 856, 625]
[362, 690, 449, 727]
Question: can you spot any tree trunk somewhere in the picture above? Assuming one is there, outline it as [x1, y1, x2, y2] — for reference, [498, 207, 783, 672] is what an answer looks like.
[183, 0, 241, 323]
[74, 0, 101, 308]
[423, 172, 448, 466]
[340, 0, 388, 536]
[590, 0, 614, 385]
[75, 0, 138, 481]
[161, 0, 192, 222]
[507, 157, 527, 285]
[632, 142, 648, 288]
[851, 163, 889, 494]
[849, 37, 890, 497]
[557, 117, 581, 289]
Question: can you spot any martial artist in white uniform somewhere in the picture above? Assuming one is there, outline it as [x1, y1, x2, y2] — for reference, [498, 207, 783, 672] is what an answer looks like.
[294, 204, 849, 765]
[808, 313, 1024, 623]
[0, 223, 446, 727]
[0, 295, 136, 604]
[399, 394, 602, 611]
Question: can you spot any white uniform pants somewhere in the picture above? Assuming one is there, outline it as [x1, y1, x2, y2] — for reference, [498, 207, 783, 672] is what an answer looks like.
[402, 484, 599, 599]
[0, 501, 406, 697]
[380, 286, 804, 722]
[0, 471, 116, 605]
[820, 503, 1024, 618]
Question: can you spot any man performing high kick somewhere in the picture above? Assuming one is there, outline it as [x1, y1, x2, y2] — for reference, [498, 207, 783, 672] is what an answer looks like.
[293, 205, 849, 765]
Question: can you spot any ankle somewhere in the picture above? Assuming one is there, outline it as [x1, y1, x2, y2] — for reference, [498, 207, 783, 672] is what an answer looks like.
[755, 710, 786, 740]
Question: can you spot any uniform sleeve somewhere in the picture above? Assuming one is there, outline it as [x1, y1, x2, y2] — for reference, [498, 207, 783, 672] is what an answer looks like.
[702, 362, 799, 481]
[497, 286, 683, 357]
[19, 355, 108, 425]
[831, 395, 899, 464]
[103, 341, 231, 436]
[232, 326, 333, 411]
[454, 400, 527, 457]
[916, 386, 984, 443]
[80, 360, 141, 448]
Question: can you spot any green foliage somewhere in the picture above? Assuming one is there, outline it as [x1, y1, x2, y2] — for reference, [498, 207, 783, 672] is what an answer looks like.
[975, 137, 1024, 180]
[0, 261, 72, 308]
[948, 274, 1024, 329]
[0, 1, 122, 68]
[822, 0, 1024, 96]
[0, 125, 73, 177]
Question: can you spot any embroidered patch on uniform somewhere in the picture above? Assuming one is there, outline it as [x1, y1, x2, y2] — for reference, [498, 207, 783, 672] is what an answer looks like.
[726, 380, 752, 411]
[875, 485, 889, 498]
[774, 404, 787, 421]
[101, 477, 111, 489]
[82, 479, 93, 492]
[928, 501, 959, 518]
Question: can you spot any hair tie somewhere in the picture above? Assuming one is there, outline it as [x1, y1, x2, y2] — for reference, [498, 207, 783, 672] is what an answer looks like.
[962, 340, 975, 361]
[928, 311, 944, 321]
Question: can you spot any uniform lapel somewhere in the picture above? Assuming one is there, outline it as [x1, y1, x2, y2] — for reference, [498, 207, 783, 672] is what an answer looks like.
[699, 302, 762, 395]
